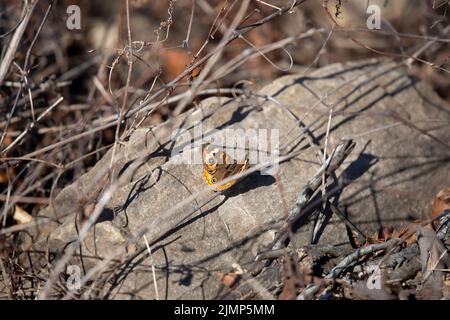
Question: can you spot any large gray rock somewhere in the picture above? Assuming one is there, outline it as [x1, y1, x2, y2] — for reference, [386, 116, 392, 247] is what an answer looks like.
[28, 59, 450, 299]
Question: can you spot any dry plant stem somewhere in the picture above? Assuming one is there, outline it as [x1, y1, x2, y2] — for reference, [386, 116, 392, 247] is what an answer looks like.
[172, 0, 249, 116]
[237, 35, 293, 72]
[1, 167, 12, 226]
[274, 173, 299, 267]
[263, 93, 325, 164]
[4, 25, 446, 160]
[207, 28, 322, 85]
[255, 248, 291, 261]
[0, 259, 12, 299]
[297, 238, 402, 299]
[256, 0, 282, 11]
[22, 0, 53, 75]
[0, 0, 51, 150]
[422, 250, 448, 285]
[329, 203, 366, 240]
[0, 219, 46, 236]
[182, 0, 195, 51]
[322, 109, 333, 208]
[17, 121, 115, 159]
[206, 1, 234, 46]
[327, 238, 402, 280]
[197, 0, 229, 36]
[110, 0, 133, 173]
[16, 88, 235, 160]
[209, 12, 334, 81]
[406, 24, 450, 66]
[177, 31, 307, 111]
[2, 154, 56, 218]
[0, 0, 38, 86]
[348, 27, 450, 43]
[436, 209, 450, 240]
[272, 139, 355, 250]
[11, 0, 311, 161]
[1, 97, 64, 155]
[130, 0, 309, 118]
[0, 82, 22, 147]
[323, 2, 450, 75]
[0, 1, 28, 38]
[143, 235, 159, 300]
[0, 194, 49, 205]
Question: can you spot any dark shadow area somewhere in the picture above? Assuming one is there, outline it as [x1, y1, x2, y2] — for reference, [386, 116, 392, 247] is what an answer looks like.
[268, 59, 387, 105]
[289, 149, 379, 244]
[96, 208, 115, 223]
[341, 155, 450, 209]
[113, 167, 162, 228]
[224, 170, 276, 198]
[341, 153, 379, 184]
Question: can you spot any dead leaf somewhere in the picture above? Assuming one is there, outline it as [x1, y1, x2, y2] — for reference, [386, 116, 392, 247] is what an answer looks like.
[13, 205, 33, 224]
[364, 220, 432, 247]
[396, 223, 421, 245]
[162, 49, 191, 80]
[214, 272, 241, 288]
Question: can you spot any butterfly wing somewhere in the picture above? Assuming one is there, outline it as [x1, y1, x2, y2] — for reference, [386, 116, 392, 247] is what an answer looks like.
[201, 143, 248, 191]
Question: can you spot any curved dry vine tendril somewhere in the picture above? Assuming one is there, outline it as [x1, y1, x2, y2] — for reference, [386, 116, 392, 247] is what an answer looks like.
[238, 34, 294, 72]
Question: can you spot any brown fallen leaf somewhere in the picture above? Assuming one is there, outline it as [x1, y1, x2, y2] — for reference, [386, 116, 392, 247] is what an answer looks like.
[364, 188, 450, 248]
[365, 224, 416, 245]
[13, 205, 33, 224]
[365, 220, 431, 247]
[396, 222, 422, 245]
[365, 225, 395, 244]
[214, 272, 241, 288]
[162, 49, 192, 80]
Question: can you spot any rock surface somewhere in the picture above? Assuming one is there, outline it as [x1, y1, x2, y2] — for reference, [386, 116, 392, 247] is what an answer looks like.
[28, 59, 450, 299]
